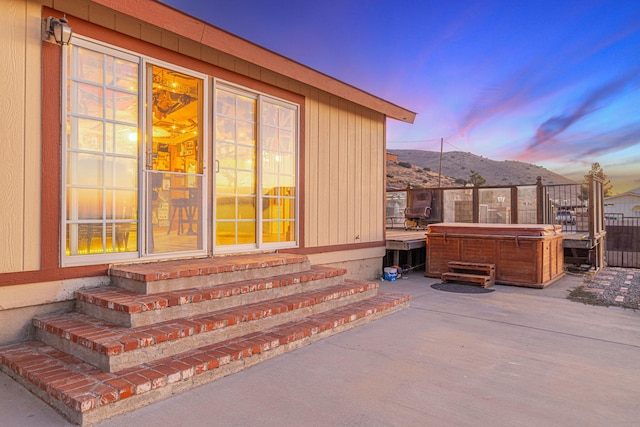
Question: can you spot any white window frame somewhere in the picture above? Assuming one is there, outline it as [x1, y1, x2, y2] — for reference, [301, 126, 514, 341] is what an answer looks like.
[213, 79, 300, 253]
[61, 37, 143, 267]
[140, 58, 210, 259]
[60, 37, 298, 266]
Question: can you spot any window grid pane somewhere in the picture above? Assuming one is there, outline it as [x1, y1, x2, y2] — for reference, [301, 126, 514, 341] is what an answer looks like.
[65, 44, 139, 257]
[261, 100, 297, 245]
[215, 88, 257, 248]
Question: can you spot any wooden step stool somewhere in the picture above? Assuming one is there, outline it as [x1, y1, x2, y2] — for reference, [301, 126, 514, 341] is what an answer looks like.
[441, 261, 496, 288]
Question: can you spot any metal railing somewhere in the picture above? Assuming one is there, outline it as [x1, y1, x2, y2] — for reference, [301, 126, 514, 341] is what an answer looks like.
[606, 215, 640, 268]
[387, 177, 602, 230]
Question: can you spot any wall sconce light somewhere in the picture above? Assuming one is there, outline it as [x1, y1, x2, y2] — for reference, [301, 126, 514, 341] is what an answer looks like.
[42, 15, 73, 45]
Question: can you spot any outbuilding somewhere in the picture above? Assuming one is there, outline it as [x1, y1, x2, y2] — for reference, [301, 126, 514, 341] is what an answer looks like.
[604, 187, 640, 219]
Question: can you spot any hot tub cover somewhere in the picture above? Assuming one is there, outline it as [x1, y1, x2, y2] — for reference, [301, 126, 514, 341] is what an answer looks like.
[427, 223, 562, 237]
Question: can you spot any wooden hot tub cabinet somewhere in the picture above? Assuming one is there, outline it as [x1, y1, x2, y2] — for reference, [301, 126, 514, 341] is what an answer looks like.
[426, 223, 564, 288]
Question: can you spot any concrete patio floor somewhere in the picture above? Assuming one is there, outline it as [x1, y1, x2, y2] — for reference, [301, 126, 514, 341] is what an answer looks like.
[2, 271, 639, 426]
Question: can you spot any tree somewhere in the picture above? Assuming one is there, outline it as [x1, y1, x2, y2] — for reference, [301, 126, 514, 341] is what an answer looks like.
[577, 184, 590, 204]
[467, 170, 486, 187]
[585, 162, 613, 197]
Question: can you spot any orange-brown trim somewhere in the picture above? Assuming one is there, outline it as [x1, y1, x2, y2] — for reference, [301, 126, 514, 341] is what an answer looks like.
[0, 266, 108, 288]
[281, 241, 385, 256]
[41, 36, 61, 271]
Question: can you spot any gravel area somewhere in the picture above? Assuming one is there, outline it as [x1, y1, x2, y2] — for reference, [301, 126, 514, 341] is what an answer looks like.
[569, 267, 640, 310]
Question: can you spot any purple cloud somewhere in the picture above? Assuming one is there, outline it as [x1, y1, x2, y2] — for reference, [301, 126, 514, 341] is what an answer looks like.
[531, 71, 639, 147]
[516, 122, 640, 162]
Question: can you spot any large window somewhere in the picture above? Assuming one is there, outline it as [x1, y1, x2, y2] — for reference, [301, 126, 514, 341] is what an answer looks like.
[214, 85, 298, 250]
[62, 38, 299, 265]
[63, 41, 140, 264]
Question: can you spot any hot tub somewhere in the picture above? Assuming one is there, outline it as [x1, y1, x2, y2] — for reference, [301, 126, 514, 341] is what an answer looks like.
[426, 223, 564, 288]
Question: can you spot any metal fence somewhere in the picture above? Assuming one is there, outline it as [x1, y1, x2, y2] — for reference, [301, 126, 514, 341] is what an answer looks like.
[540, 182, 590, 233]
[605, 216, 640, 268]
[387, 185, 539, 229]
[386, 178, 599, 232]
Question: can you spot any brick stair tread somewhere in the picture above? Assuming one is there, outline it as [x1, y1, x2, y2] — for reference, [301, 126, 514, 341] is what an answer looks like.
[1, 293, 411, 422]
[109, 253, 309, 283]
[77, 266, 346, 315]
[35, 281, 380, 358]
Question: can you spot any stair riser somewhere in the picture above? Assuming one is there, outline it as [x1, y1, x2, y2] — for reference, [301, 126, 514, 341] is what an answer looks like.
[71, 299, 410, 425]
[0, 363, 83, 427]
[78, 274, 346, 328]
[112, 261, 312, 294]
[37, 289, 379, 373]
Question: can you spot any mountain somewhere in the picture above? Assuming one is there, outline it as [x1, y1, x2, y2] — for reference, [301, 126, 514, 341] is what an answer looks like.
[387, 149, 577, 189]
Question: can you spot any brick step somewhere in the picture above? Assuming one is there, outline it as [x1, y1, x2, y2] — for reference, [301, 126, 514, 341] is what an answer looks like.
[34, 280, 380, 373]
[109, 253, 311, 294]
[77, 266, 347, 328]
[441, 272, 495, 288]
[1, 293, 411, 426]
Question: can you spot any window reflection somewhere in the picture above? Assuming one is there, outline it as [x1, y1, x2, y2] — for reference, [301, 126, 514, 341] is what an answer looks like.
[215, 88, 257, 247]
[260, 100, 297, 244]
[65, 45, 139, 257]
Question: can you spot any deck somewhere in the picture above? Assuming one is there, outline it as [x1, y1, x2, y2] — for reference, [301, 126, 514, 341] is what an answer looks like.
[561, 231, 606, 249]
[385, 230, 427, 271]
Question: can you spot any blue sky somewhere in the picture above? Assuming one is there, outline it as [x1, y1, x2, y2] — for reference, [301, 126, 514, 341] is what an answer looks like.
[162, 0, 640, 193]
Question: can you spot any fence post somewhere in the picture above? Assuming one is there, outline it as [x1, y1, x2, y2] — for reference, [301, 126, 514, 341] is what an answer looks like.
[472, 186, 479, 223]
[536, 176, 543, 224]
[510, 186, 518, 224]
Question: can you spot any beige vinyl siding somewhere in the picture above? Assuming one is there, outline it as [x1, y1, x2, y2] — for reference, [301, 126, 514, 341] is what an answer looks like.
[0, 0, 41, 273]
[303, 89, 385, 248]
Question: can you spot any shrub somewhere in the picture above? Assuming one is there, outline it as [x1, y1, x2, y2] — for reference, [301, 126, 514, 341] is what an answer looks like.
[398, 161, 412, 169]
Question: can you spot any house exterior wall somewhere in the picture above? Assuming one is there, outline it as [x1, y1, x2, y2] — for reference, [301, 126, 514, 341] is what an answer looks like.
[0, 0, 392, 344]
[300, 89, 386, 280]
[302, 89, 386, 248]
[604, 194, 640, 218]
[1, 0, 42, 273]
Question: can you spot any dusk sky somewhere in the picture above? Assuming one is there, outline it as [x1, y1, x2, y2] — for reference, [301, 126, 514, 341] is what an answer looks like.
[162, 0, 640, 193]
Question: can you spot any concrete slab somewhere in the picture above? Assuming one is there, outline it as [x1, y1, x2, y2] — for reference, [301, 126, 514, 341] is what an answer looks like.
[2, 272, 639, 426]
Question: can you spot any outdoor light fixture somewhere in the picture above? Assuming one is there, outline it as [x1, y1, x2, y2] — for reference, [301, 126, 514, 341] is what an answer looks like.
[42, 15, 73, 45]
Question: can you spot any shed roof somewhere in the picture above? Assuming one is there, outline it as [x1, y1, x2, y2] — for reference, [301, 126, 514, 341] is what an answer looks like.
[89, 0, 417, 124]
[605, 187, 640, 200]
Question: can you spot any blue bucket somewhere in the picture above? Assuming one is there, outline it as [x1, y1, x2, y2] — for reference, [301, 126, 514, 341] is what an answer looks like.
[383, 267, 397, 281]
